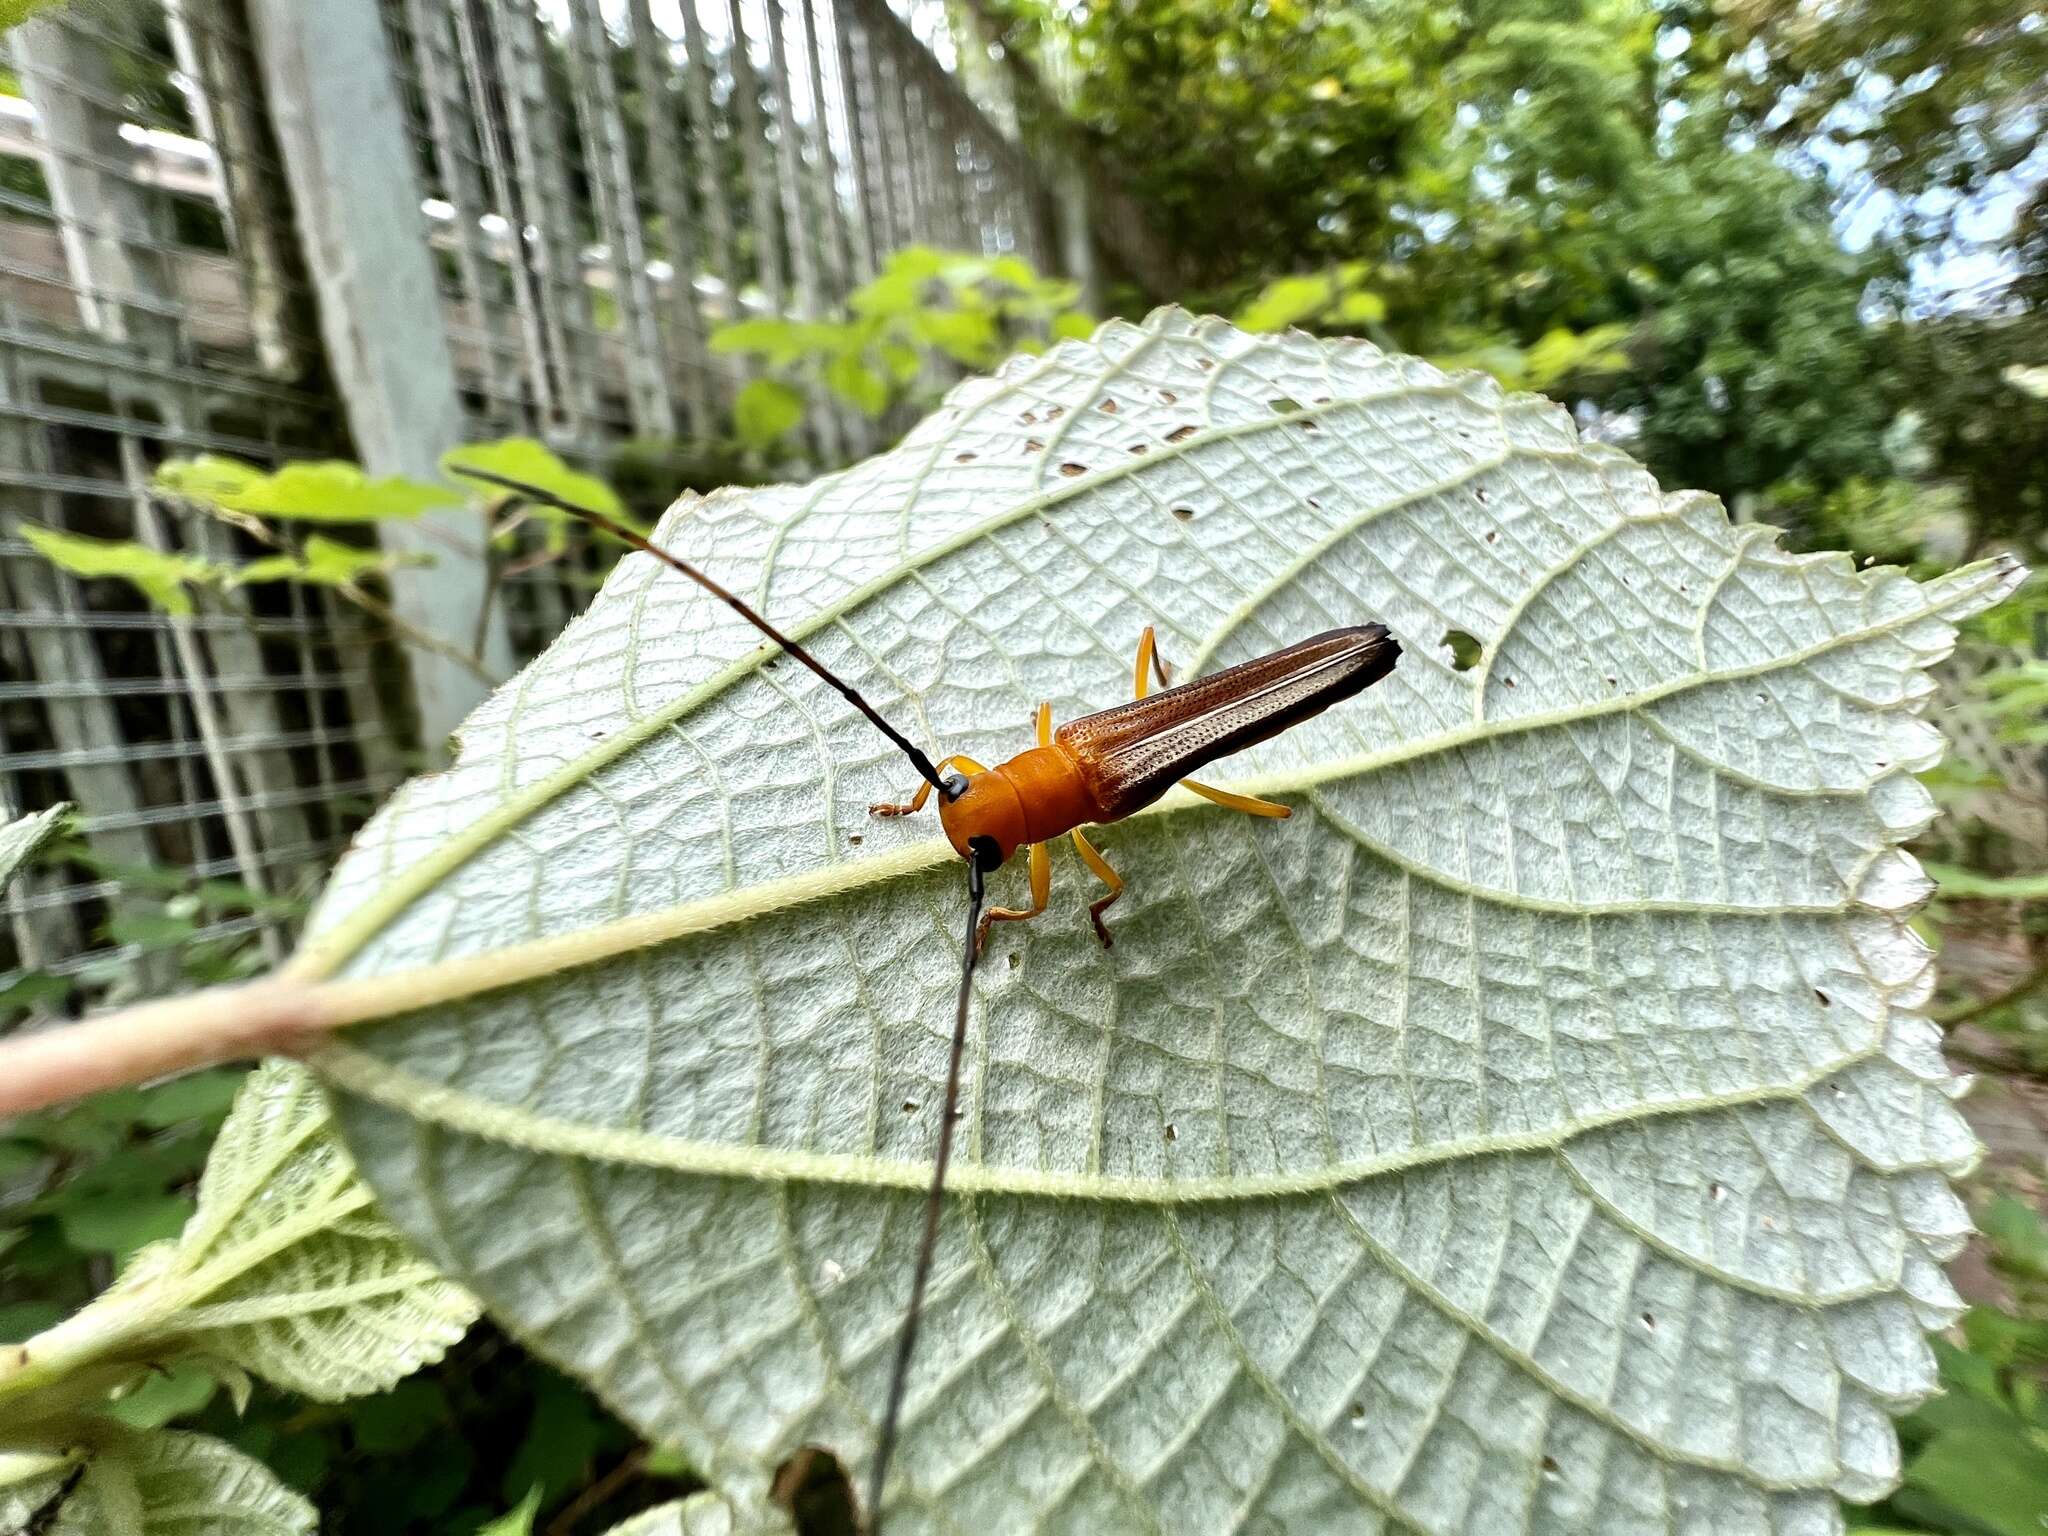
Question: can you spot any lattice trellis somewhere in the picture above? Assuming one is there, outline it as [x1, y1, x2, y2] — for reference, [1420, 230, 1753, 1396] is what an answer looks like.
[0, 3, 409, 1003]
[379, 0, 1059, 459]
[0, 0, 1107, 1009]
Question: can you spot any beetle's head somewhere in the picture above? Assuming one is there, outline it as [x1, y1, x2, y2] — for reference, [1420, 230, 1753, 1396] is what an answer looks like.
[936, 768, 1026, 868]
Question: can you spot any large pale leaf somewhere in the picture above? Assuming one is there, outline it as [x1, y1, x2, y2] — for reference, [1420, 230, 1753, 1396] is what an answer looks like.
[603, 1493, 797, 1536]
[5, 1064, 475, 1411]
[40, 1431, 312, 1536]
[304, 311, 2020, 1533]
[0, 803, 68, 890]
[0, 1433, 312, 1536]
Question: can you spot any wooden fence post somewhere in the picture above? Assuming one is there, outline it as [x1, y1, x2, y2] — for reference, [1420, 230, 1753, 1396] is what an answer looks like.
[245, 0, 515, 747]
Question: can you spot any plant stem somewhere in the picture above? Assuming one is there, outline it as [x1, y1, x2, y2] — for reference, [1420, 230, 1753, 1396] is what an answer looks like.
[544, 1446, 648, 1536]
[0, 833, 958, 1116]
[1938, 952, 2048, 1028]
[340, 582, 502, 688]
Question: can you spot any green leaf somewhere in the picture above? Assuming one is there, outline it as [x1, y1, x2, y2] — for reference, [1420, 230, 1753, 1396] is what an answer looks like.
[1336, 289, 1389, 324]
[0, 1063, 476, 1415]
[908, 307, 997, 365]
[350, 1376, 452, 1453]
[0, 971, 71, 1016]
[233, 535, 413, 590]
[501, 1367, 612, 1509]
[601, 1492, 796, 1536]
[57, 1192, 193, 1260]
[104, 909, 199, 949]
[1523, 324, 1633, 389]
[879, 340, 923, 383]
[39, 1430, 314, 1536]
[134, 1069, 247, 1130]
[1899, 1415, 2048, 1536]
[443, 438, 625, 520]
[732, 378, 804, 447]
[1235, 272, 1335, 331]
[100, 1359, 219, 1428]
[156, 455, 459, 522]
[478, 1486, 545, 1536]
[708, 318, 846, 368]
[0, 803, 69, 891]
[17, 525, 220, 615]
[824, 351, 889, 416]
[1050, 309, 1096, 342]
[302, 312, 2017, 1532]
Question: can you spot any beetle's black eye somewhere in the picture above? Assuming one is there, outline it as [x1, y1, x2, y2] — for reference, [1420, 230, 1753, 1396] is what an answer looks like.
[966, 835, 1004, 872]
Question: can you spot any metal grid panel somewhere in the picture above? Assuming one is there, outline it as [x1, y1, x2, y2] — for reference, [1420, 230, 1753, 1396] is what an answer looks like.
[379, 0, 1059, 455]
[0, 4, 405, 1009]
[0, 0, 1091, 1011]
[373, 0, 1063, 661]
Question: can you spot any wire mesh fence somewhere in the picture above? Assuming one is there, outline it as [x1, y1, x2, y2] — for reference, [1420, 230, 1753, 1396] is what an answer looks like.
[0, 0, 1090, 1015]
[0, 3, 406, 1006]
[380, 0, 1060, 462]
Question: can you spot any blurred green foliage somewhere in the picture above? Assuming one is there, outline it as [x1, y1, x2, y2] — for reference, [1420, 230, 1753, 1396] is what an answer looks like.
[712, 247, 1092, 446]
[1850, 1199, 2048, 1536]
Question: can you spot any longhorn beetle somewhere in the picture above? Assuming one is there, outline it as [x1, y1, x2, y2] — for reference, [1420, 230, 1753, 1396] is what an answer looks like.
[452, 465, 1401, 1531]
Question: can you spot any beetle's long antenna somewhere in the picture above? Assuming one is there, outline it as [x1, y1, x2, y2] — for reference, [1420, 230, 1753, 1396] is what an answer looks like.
[450, 464, 950, 795]
[867, 846, 990, 1533]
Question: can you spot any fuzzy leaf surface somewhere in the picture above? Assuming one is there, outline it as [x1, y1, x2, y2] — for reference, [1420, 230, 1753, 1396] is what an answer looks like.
[0, 1432, 314, 1536]
[9, 1064, 477, 1412]
[309, 312, 2019, 1534]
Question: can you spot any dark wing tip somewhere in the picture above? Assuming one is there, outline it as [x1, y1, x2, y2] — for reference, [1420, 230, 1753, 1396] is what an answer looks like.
[1347, 621, 1400, 662]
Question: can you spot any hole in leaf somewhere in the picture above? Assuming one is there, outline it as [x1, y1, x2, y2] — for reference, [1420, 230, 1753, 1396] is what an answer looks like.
[1314, 396, 1332, 405]
[1605, 676, 1617, 687]
[1159, 389, 1178, 404]
[1164, 1122, 1178, 1142]
[1442, 631, 1482, 671]
[1130, 443, 1148, 455]
[1007, 951, 1021, 970]
[901, 1099, 918, 1114]
[1267, 395, 1303, 413]
[773, 1445, 856, 1531]
[1348, 1401, 1366, 1425]
[1541, 1456, 1560, 1478]
[1024, 438, 1045, 452]
[1020, 410, 1038, 425]
[1641, 1312, 1656, 1331]
[1058, 463, 1087, 477]
[1171, 506, 1195, 522]
[1197, 357, 1214, 370]
[1709, 1181, 1726, 1201]
[1476, 487, 1490, 505]
[847, 833, 862, 846]
[955, 452, 977, 463]
[1814, 989, 1830, 1007]
[1503, 676, 1516, 689]
[1046, 404, 1065, 420]
[1165, 424, 1198, 443]
[1306, 496, 1321, 509]
[1484, 529, 1498, 543]
[1100, 398, 1119, 413]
